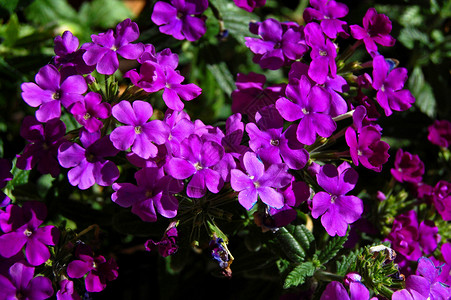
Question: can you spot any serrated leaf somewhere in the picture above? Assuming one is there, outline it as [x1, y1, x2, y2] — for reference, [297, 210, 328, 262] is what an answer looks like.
[315, 231, 348, 265]
[336, 248, 363, 276]
[206, 62, 235, 96]
[283, 262, 315, 289]
[398, 27, 430, 49]
[408, 67, 436, 118]
[276, 224, 315, 263]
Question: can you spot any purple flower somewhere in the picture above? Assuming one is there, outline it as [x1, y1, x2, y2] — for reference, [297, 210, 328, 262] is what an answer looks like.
[112, 167, 182, 222]
[110, 100, 170, 159]
[233, 0, 265, 12]
[428, 120, 451, 148]
[345, 125, 390, 172]
[56, 279, 81, 300]
[350, 8, 396, 54]
[276, 75, 336, 145]
[320, 280, 372, 300]
[230, 151, 292, 210]
[390, 149, 424, 184]
[311, 162, 363, 237]
[303, 0, 349, 39]
[304, 22, 337, 84]
[245, 18, 308, 70]
[21, 64, 87, 122]
[16, 116, 66, 177]
[145, 223, 178, 257]
[58, 130, 119, 190]
[221, 113, 248, 159]
[371, 55, 415, 116]
[151, 0, 208, 41]
[392, 257, 451, 300]
[246, 105, 309, 169]
[83, 19, 144, 75]
[70, 92, 111, 133]
[432, 180, 451, 221]
[0, 202, 60, 266]
[163, 109, 195, 156]
[66, 244, 118, 293]
[386, 210, 422, 261]
[166, 134, 224, 198]
[0, 159, 12, 207]
[0, 262, 53, 299]
[231, 72, 285, 122]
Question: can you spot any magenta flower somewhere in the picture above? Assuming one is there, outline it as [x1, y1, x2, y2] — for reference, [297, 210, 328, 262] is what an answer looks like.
[312, 162, 363, 237]
[303, 0, 349, 39]
[304, 22, 337, 84]
[58, 130, 119, 190]
[230, 151, 292, 210]
[0, 262, 53, 300]
[145, 223, 178, 257]
[345, 125, 390, 172]
[432, 180, 451, 221]
[428, 120, 451, 148]
[371, 55, 415, 116]
[244, 18, 308, 70]
[320, 280, 371, 300]
[0, 202, 60, 266]
[163, 109, 195, 157]
[350, 7, 396, 54]
[112, 167, 182, 222]
[386, 210, 422, 261]
[56, 279, 81, 300]
[110, 100, 170, 159]
[151, 0, 208, 41]
[67, 244, 118, 293]
[276, 75, 336, 145]
[83, 18, 144, 75]
[0, 159, 12, 207]
[391, 149, 424, 184]
[233, 0, 265, 12]
[21, 64, 87, 122]
[70, 92, 111, 133]
[166, 134, 225, 198]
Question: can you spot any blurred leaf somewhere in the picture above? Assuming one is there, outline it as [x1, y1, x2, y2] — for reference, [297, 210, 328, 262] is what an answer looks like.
[24, 0, 78, 26]
[3, 13, 20, 47]
[283, 262, 315, 289]
[79, 0, 133, 29]
[314, 231, 348, 265]
[5, 157, 30, 201]
[398, 27, 429, 49]
[408, 66, 437, 118]
[399, 6, 423, 27]
[206, 62, 235, 97]
[276, 224, 315, 263]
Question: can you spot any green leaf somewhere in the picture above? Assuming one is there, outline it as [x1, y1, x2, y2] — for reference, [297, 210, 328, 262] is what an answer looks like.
[24, 0, 79, 26]
[336, 248, 363, 276]
[314, 231, 348, 265]
[408, 66, 437, 118]
[3, 13, 20, 47]
[399, 6, 423, 27]
[5, 158, 30, 201]
[276, 224, 315, 263]
[206, 62, 235, 96]
[78, 0, 133, 29]
[283, 262, 315, 289]
[398, 27, 430, 49]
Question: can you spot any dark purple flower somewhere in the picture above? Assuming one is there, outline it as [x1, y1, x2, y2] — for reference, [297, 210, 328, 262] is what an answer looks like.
[66, 244, 118, 293]
[112, 167, 182, 222]
[303, 0, 349, 39]
[166, 134, 224, 198]
[246, 105, 309, 169]
[320, 280, 371, 300]
[209, 236, 232, 274]
[58, 130, 119, 190]
[16, 116, 66, 177]
[21, 64, 87, 122]
[0, 159, 12, 207]
[304, 22, 337, 84]
[56, 279, 81, 300]
[83, 19, 144, 75]
[151, 0, 208, 41]
[432, 180, 451, 221]
[233, 0, 265, 12]
[276, 75, 336, 145]
[231, 72, 285, 122]
[386, 210, 422, 261]
[419, 220, 440, 255]
[345, 125, 390, 172]
[391, 149, 424, 184]
[145, 223, 178, 257]
[350, 8, 396, 54]
[312, 162, 363, 237]
[110, 100, 170, 159]
[221, 113, 248, 159]
[230, 151, 292, 210]
[0, 202, 60, 266]
[245, 18, 308, 70]
[371, 55, 415, 116]
[428, 120, 451, 148]
[70, 92, 111, 133]
[163, 109, 194, 157]
[0, 262, 53, 299]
